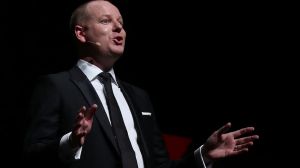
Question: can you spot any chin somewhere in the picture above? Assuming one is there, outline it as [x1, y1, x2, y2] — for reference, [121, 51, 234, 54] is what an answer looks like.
[109, 50, 123, 59]
[111, 47, 124, 55]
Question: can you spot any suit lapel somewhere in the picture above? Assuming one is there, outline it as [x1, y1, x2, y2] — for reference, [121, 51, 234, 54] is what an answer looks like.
[118, 80, 151, 167]
[69, 67, 119, 153]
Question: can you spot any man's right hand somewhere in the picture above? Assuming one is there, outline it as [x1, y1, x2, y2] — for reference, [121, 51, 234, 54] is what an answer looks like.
[69, 104, 98, 148]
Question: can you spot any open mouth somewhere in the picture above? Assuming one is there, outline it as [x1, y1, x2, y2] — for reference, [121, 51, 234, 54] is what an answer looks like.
[113, 36, 123, 45]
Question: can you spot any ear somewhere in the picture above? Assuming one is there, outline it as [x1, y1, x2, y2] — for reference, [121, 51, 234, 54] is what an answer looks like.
[74, 25, 86, 42]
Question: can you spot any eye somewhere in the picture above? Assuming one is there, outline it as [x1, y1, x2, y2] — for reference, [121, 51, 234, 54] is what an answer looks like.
[99, 18, 111, 24]
[119, 20, 124, 26]
[118, 19, 124, 26]
[118, 18, 124, 26]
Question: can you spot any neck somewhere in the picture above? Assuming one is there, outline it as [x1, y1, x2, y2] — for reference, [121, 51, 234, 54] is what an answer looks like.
[82, 57, 115, 72]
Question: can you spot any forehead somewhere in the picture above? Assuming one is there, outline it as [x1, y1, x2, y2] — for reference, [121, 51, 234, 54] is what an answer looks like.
[86, 1, 122, 17]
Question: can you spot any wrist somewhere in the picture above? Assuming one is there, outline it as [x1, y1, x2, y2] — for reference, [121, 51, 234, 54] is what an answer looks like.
[201, 145, 213, 164]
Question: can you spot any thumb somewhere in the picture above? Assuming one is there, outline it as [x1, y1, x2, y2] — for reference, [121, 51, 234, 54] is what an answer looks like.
[216, 122, 231, 136]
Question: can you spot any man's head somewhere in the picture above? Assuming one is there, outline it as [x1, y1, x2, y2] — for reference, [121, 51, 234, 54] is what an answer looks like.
[70, 0, 126, 69]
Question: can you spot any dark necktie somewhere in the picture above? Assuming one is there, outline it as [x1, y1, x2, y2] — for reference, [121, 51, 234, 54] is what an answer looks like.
[99, 72, 138, 168]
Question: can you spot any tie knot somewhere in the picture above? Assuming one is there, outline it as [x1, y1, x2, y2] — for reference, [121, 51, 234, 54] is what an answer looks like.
[99, 72, 112, 83]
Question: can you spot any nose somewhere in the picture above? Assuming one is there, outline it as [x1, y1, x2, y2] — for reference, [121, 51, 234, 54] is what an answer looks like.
[112, 21, 123, 32]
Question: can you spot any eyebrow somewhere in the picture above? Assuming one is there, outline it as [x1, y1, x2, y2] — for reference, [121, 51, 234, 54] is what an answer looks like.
[99, 14, 123, 20]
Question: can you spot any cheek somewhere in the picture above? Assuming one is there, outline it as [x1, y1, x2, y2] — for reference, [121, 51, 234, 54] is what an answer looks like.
[102, 27, 109, 32]
[98, 28, 110, 40]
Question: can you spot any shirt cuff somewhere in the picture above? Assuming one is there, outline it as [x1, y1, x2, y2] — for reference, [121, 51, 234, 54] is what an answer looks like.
[59, 132, 82, 162]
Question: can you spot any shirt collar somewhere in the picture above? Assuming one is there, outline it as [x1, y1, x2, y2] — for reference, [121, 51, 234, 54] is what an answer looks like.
[77, 59, 118, 85]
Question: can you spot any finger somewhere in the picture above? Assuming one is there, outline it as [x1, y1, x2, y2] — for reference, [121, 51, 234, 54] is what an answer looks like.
[216, 122, 232, 136]
[234, 142, 253, 151]
[76, 111, 84, 121]
[85, 104, 98, 120]
[80, 106, 87, 112]
[71, 126, 86, 141]
[77, 106, 86, 117]
[229, 148, 249, 157]
[73, 120, 88, 134]
[73, 111, 87, 132]
[236, 135, 259, 145]
[76, 106, 87, 121]
[79, 131, 87, 137]
[80, 133, 87, 145]
[73, 122, 82, 132]
[231, 127, 255, 138]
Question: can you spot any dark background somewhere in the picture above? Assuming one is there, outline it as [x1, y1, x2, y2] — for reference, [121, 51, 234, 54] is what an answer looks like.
[1, 0, 298, 167]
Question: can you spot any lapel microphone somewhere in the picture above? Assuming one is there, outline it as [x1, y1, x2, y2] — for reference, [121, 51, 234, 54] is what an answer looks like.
[86, 40, 102, 47]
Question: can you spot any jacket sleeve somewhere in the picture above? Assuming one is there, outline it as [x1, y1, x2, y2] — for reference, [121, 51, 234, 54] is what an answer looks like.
[23, 76, 64, 168]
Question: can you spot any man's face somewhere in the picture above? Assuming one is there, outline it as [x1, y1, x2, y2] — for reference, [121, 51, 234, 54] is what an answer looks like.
[84, 1, 126, 57]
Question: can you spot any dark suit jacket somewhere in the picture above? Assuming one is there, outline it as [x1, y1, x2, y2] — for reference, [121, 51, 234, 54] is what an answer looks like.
[24, 66, 198, 168]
